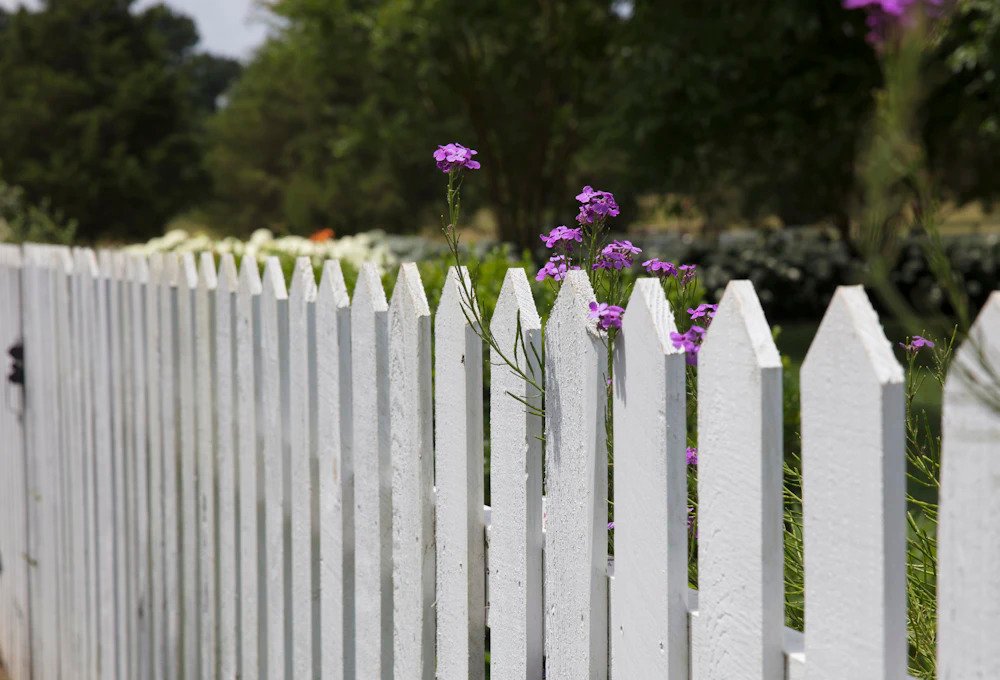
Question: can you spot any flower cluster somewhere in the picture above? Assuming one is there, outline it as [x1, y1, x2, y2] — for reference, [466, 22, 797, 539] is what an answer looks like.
[535, 254, 580, 282]
[575, 185, 620, 225]
[686, 446, 698, 466]
[433, 143, 481, 173]
[642, 258, 697, 285]
[843, 0, 944, 45]
[540, 225, 583, 249]
[589, 301, 625, 331]
[594, 240, 641, 271]
[687, 303, 718, 321]
[899, 335, 935, 353]
[670, 325, 707, 366]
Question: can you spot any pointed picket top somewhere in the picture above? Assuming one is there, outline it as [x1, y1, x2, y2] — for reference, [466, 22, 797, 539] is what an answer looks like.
[147, 252, 162, 286]
[391, 262, 431, 320]
[197, 252, 218, 291]
[162, 251, 180, 287]
[437, 265, 478, 327]
[355, 260, 388, 312]
[488, 267, 543, 680]
[317, 259, 350, 309]
[389, 262, 435, 680]
[801, 285, 906, 680]
[489, 267, 541, 338]
[217, 254, 238, 294]
[938, 292, 1000, 679]
[238, 255, 262, 295]
[261, 256, 287, 300]
[97, 248, 114, 278]
[75, 247, 100, 277]
[694, 280, 784, 680]
[53, 246, 73, 276]
[289, 256, 317, 304]
[611, 278, 687, 680]
[180, 252, 198, 292]
[544, 268, 607, 680]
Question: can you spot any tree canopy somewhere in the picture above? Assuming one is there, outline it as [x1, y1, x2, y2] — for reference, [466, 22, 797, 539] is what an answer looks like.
[0, 0, 241, 242]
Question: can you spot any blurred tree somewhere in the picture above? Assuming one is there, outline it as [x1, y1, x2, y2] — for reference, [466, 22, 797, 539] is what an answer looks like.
[0, 0, 241, 242]
[208, 0, 623, 246]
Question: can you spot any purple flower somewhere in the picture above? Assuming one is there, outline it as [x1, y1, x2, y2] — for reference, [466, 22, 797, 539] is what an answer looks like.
[607, 521, 615, 531]
[593, 240, 642, 271]
[678, 264, 697, 286]
[686, 446, 698, 466]
[540, 225, 584, 249]
[688, 303, 718, 322]
[535, 255, 580, 282]
[842, 0, 944, 45]
[642, 258, 679, 278]
[899, 335, 935, 353]
[575, 185, 620, 225]
[670, 325, 707, 365]
[433, 142, 481, 173]
[589, 301, 625, 331]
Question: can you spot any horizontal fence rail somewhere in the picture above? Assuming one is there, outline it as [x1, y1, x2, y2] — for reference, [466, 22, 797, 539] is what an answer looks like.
[0, 243, 997, 679]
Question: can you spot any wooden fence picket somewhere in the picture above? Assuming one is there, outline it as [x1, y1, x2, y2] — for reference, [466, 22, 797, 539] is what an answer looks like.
[389, 263, 435, 680]
[693, 280, 783, 680]
[544, 269, 607, 680]
[435, 266, 486, 680]
[938, 292, 1000, 679]
[0, 245, 29, 680]
[351, 262, 392, 680]
[488, 268, 544, 680]
[316, 259, 354, 680]
[160, 252, 182, 680]
[611, 278, 688, 680]
[195, 253, 219, 679]
[260, 256, 289, 680]
[236, 255, 263, 680]
[214, 253, 239, 679]
[801, 285, 907, 679]
[288, 257, 317, 679]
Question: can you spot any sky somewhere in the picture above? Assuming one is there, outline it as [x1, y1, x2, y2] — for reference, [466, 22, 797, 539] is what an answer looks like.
[0, 0, 271, 60]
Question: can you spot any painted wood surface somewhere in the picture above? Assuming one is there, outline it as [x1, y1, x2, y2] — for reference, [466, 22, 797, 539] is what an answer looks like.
[435, 266, 486, 680]
[938, 292, 1000, 679]
[389, 263, 435, 680]
[487, 268, 543, 680]
[351, 262, 393, 680]
[260, 256, 289, 680]
[235, 256, 263, 680]
[801, 285, 906, 680]
[146, 252, 167, 680]
[214, 254, 239, 680]
[195, 253, 218, 679]
[177, 253, 201, 679]
[316, 259, 354, 680]
[288, 257, 317, 679]
[611, 278, 688, 680]
[543, 269, 607, 680]
[694, 280, 783, 680]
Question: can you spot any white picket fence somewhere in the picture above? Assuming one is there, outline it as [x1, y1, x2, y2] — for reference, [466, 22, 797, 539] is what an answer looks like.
[0, 241, 998, 680]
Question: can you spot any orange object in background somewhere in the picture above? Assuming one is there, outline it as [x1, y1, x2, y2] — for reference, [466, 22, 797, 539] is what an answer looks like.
[310, 228, 335, 242]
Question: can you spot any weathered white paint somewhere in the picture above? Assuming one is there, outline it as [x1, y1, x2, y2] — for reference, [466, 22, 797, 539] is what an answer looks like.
[389, 263, 435, 680]
[0, 245, 29, 680]
[487, 268, 543, 680]
[146, 252, 167, 680]
[195, 253, 218, 679]
[128, 254, 152, 680]
[435, 266, 486, 680]
[160, 252, 182, 680]
[260, 256, 289, 680]
[215, 253, 239, 680]
[610, 278, 688, 680]
[938, 292, 1000, 679]
[543, 269, 607, 680]
[288, 257, 317, 679]
[351, 262, 393, 680]
[236, 255, 263, 680]
[801, 285, 906, 680]
[316, 259, 354, 680]
[694, 280, 784, 680]
[177, 253, 201, 679]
